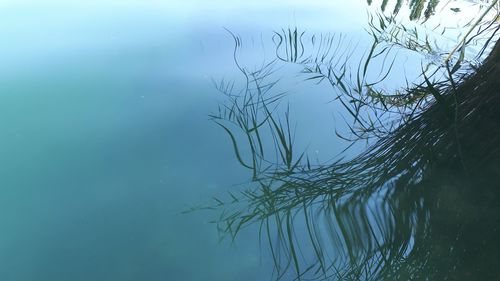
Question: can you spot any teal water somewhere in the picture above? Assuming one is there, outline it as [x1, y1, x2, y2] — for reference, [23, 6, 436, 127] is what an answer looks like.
[0, 1, 370, 280]
[3, 1, 497, 280]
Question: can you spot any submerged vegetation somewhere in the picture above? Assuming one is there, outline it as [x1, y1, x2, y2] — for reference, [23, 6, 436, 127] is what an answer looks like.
[207, 0, 500, 280]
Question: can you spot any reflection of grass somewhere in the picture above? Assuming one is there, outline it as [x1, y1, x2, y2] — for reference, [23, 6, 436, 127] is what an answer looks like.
[370, 0, 460, 21]
[208, 11, 500, 280]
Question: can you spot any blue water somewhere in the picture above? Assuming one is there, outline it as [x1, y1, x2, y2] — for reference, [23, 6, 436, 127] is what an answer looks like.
[0, 1, 373, 280]
[4, 0, 486, 279]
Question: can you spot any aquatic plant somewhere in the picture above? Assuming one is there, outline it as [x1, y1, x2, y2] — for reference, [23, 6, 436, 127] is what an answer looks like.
[208, 1, 500, 280]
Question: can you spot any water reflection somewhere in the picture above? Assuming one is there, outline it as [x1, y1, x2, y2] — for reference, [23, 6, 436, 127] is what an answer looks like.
[0, 0, 498, 280]
[210, 1, 500, 280]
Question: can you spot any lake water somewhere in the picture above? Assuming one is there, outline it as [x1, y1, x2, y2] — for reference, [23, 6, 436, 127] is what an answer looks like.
[0, 1, 368, 280]
[1, 1, 498, 280]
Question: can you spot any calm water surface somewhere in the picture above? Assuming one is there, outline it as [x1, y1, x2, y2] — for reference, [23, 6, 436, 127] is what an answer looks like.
[0, 1, 370, 280]
[3, 1, 495, 280]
